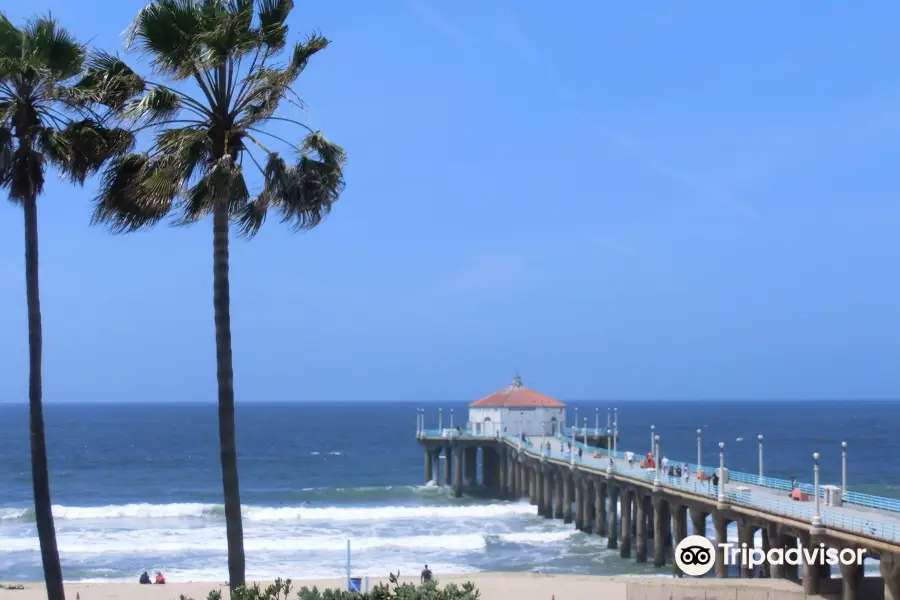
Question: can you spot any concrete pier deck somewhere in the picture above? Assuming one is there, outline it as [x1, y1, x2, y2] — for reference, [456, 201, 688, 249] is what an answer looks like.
[417, 424, 900, 600]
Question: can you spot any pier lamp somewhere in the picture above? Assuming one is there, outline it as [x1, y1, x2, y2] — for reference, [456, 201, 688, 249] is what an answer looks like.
[613, 408, 618, 455]
[574, 407, 579, 431]
[696, 429, 702, 477]
[606, 409, 611, 441]
[417, 408, 422, 435]
[650, 424, 655, 455]
[841, 441, 847, 500]
[607, 429, 614, 474]
[718, 442, 726, 503]
[570, 423, 576, 465]
[812, 452, 823, 529]
[653, 434, 661, 488]
[606, 423, 612, 467]
[595, 408, 599, 435]
[583, 417, 588, 447]
[757, 434, 764, 484]
[450, 409, 454, 430]
[438, 408, 443, 431]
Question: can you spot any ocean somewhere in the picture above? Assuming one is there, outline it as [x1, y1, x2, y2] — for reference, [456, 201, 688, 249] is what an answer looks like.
[0, 400, 897, 582]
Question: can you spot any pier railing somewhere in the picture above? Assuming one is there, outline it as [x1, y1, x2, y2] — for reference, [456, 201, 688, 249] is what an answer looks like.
[551, 433, 900, 514]
[534, 433, 900, 542]
[418, 425, 900, 527]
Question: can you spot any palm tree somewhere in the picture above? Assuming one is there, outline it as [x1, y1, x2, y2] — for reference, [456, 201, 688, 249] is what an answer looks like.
[75, 0, 346, 589]
[0, 14, 132, 600]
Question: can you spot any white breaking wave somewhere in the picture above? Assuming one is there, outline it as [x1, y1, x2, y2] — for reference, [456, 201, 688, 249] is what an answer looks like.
[245, 503, 537, 522]
[0, 533, 491, 555]
[496, 530, 578, 544]
[0, 502, 537, 522]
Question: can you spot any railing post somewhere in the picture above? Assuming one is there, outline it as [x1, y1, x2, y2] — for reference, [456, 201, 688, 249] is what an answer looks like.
[812, 452, 823, 531]
[653, 434, 661, 490]
[757, 434, 764, 484]
[841, 441, 847, 500]
[696, 429, 702, 477]
[613, 408, 618, 455]
[570, 425, 576, 465]
[718, 442, 726, 504]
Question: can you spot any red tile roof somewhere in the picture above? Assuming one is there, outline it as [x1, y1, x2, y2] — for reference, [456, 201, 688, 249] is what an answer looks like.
[469, 376, 565, 408]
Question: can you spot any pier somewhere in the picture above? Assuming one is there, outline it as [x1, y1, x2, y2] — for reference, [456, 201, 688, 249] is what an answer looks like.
[414, 381, 900, 600]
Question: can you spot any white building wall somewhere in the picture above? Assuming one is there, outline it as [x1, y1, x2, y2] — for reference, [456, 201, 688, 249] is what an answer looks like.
[468, 406, 566, 437]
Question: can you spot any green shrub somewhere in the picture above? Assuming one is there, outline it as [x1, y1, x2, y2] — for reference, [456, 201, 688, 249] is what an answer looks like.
[180, 572, 481, 600]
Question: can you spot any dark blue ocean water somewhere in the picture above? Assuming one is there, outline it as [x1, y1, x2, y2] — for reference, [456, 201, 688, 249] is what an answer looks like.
[0, 400, 897, 582]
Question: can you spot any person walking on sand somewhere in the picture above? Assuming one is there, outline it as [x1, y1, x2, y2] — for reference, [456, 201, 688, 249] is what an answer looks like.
[421, 564, 433, 583]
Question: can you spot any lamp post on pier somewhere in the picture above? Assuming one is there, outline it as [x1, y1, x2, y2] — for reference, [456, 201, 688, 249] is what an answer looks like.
[606, 423, 613, 473]
[613, 408, 618, 455]
[583, 417, 588, 448]
[418, 408, 423, 435]
[696, 429, 702, 477]
[517, 417, 522, 449]
[574, 408, 579, 432]
[438, 408, 443, 431]
[757, 434, 764, 484]
[653, 434, 661, 489]
[718, 442, 726, 504]
[570, 423, 576, 465]
[595, 408, 599, 435]
[606, 409, 611, 450]
[650, 424, 655, 455]
[812, 452, 823, 531]
[450, 409, 454, 430]
[841, 442, 848, 500]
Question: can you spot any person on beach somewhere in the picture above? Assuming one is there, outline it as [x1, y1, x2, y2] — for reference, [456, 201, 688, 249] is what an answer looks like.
[421, 565, 433, 583]
[154, 571, 166, 584]
[139, 571, 151, 584]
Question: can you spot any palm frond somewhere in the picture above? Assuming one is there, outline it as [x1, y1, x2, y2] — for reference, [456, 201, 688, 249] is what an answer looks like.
[69, 51, 146, 111]
[125, 0, 204, 78]
[123, 85, 181, 123]
[93, 153, 176, 231]
[256, 0, 292, 50]
[0, 14, 23, 74]
[58, 120, 135, 183]
[0, 125, 14, 188]
[286, 33, 329, 81]
[22, 15, 84, 80]
[7, 145, 45, 203]
[196, 0, 256, 63]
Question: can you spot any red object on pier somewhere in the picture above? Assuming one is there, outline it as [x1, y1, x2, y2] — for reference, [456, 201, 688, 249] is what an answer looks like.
[791, 489, 810, 502]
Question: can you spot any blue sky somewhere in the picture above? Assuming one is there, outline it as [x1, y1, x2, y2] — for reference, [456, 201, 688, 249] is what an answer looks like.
[2, 1, 900, 403]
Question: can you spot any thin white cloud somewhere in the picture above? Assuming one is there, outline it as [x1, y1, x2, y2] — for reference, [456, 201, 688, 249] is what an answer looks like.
[406, 1, 756, 218]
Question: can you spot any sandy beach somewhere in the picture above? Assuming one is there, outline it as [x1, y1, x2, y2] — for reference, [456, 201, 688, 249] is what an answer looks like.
[0, 574, 819, 600]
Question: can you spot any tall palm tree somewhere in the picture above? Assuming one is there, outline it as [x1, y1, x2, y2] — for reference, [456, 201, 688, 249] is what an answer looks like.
[0, 14, 132, 600]
[76, 0, 346, 589]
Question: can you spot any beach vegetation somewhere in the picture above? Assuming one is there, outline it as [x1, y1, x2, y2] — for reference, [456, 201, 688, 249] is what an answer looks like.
[181, 577, 481, 600]
[0, 12, 132, 600]
[70, 0, 346, 590]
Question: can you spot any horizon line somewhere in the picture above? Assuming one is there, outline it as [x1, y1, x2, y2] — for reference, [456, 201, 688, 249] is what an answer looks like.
[0, 398, 895, 405]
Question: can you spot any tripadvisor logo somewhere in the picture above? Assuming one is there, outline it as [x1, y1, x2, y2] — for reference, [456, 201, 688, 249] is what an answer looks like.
[674, 535, 866, 577]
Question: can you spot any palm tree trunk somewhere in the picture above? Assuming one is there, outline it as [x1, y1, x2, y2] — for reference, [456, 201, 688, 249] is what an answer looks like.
[212, 195, 246, 591]
[23, 192, 66, 600]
